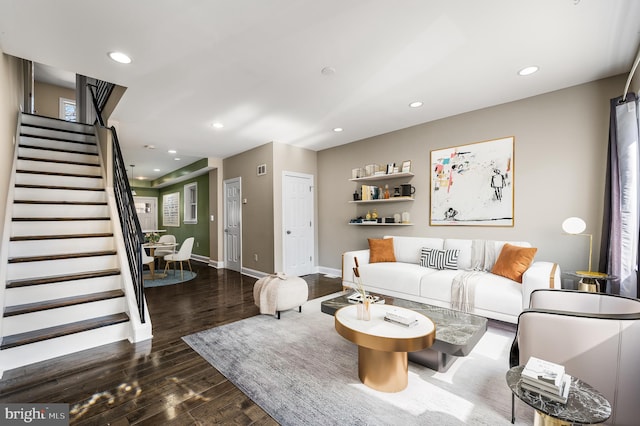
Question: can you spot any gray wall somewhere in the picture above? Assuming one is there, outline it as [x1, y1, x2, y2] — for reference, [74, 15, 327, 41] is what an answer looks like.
[223, 143, 275, 273]
[317, 75, 625, 280]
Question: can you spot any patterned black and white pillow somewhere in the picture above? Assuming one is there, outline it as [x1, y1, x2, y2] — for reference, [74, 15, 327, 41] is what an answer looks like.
[420, 248, 460, 270]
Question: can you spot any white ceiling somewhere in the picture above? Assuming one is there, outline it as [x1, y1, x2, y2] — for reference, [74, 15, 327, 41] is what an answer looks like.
[1, 0, 639, 182]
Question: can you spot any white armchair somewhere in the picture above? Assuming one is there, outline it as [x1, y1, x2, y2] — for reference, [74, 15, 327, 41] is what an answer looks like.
[510, 289, 640, 425]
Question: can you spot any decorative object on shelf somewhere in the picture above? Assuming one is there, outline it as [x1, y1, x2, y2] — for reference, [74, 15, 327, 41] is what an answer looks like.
[402, 211, 410, 223]
[386, 163, 395, 174]
[353, 190, 360, 201]
[393, 186, 401, 197]
[394, 213, 401, 223]
[562, 217, 607, 278]
[371, 209, 378, 220]
[364, 164, 381, 177]
[400, 184, 415, 197]
[401, 160, 412, 173]
[352, 168, 363, 179]
[365, 211, 371, 220]
[384, 184, 390, 199]
[430, 136, 514, 226]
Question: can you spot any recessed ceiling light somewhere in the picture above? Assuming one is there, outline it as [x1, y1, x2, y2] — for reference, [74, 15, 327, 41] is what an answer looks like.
[212, 122, 224, 129]
[108, 51, 132, 64]
[174, 158, 181, 161]
[333, 127, 343, 132]
[518, 66, 539, 76]
[321, 66, 336, 76]
[153, 168, 160, 172]
[168, 149, 177, 154]
[409, 101, 423, 108]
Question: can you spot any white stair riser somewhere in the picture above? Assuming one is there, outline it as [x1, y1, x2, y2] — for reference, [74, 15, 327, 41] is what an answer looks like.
[0, 323, 130, 375]
[15, 173, 104, 189]
[9, 236, 116, 258]
[4, 275, 122, 305]
[16, 159, 101, 177]
[11, 220, 112, 237]
[13, 204, 109, 218]
[21, 126, 96, 143]
[20, 136, 98, 154]
[2, 298, 126, 335]
[21, 115, 94, 134]
[7, 255, 118, 280]
[18, 147, 99, 165]
[13, 187, 106, 202]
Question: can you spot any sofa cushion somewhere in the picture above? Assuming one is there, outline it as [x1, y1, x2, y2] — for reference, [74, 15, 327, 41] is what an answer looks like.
[368, 238, 396, 263]
[444, 239, 473, 270]
[358, 262, 435, 295]
[420, 248, 459, 270]
[419, 269, 461, 303]
[388, 236, 444, 264]
[491, 243, 537, 283]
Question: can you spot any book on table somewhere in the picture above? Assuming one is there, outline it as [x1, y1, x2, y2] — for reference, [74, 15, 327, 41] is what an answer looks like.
[521, 356, 571, 403]
[521, 373, 572, 404]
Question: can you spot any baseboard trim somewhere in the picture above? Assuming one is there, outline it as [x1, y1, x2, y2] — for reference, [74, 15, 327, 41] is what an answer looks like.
[191, 254, 209, 264]
[316, 266, 341, 278]
[241, 267, 268, 279]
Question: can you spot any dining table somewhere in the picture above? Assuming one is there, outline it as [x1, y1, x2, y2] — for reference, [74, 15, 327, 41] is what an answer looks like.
[142, 241, 178, 280]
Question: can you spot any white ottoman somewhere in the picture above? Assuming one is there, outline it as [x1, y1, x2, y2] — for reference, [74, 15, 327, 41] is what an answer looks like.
[253, 273, 309, 319]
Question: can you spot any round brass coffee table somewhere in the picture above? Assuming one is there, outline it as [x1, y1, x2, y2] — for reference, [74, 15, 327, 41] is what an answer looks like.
[335, 304, 435, 392]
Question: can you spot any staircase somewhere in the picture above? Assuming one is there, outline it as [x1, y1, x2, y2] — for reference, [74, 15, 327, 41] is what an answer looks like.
[0, 113, 145, 375]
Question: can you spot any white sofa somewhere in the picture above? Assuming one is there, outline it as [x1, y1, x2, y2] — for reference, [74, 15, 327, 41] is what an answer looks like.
[342, 236, 560, 324]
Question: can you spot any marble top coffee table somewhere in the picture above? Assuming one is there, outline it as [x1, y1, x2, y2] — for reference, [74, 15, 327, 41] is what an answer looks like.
[335, 304, 435, 392]
[322, 292, 487, 372]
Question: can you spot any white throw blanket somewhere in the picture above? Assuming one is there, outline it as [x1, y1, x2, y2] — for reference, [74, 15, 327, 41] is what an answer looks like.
[451, 240, 497, 312]
[253, 272, 287, 315]
[451, 271, 484, 312]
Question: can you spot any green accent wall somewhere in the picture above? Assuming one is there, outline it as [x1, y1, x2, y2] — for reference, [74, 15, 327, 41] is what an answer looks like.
[156, 173, 210, 257]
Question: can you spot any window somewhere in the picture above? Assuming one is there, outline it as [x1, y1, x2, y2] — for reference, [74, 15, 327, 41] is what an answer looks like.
[59, 97, 77, 122]
[184, 183, 197, 224]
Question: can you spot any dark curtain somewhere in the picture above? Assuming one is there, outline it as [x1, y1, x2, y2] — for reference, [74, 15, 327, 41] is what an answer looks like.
[599, 94, 640, 298]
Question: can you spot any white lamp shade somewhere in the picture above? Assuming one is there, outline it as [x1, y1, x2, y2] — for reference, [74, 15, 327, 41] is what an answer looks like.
[562, 217, 587, 234]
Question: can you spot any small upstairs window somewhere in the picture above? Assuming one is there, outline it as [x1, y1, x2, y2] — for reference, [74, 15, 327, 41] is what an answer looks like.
[184, 182, 197, 224]
[59, 97, 77, 122]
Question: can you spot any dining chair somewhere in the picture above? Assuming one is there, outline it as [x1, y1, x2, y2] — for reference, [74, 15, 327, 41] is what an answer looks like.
[141, 249, 156, 280]
[163, 237, 194, 280]
[153, 234, 177, 267]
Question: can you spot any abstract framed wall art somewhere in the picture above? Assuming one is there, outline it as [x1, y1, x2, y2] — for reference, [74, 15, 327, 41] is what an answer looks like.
[430, 136, 514, 226]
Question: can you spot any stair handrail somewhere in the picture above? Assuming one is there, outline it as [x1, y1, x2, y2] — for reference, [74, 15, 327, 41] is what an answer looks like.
[87, 82, 146, 324]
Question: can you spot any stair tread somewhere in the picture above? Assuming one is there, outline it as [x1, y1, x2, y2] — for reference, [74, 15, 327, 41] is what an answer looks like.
[4, 290, 125, 317]
[18, 156, 99, 167]
[15, 183, 104, 191]
[14, 200, 107, 205]
[13, 217, 110, 222]
[19, 144, 98, 156]
[0, 313, 129, 350]
[6, 269, 121, 288]
[9, 250, 117, 263]
[16, 169, 103, 179]
[10, 233, 114, 241]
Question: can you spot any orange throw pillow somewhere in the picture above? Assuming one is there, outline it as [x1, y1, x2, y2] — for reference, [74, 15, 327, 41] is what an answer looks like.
[491, 243, 537, 283]
[368, 238, 396, 263]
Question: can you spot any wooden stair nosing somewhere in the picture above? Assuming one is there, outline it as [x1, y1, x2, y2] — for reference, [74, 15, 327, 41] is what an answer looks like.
[6, 269, 121, 288]
[16, 169, 103, 179]
[20, 124, 95, 138]
[15, 183, 104, 191]
[21, 118, 95, 136]
[19, 143, 99, 157]
[10, 233, 114, 242]
[9, 250, 117, 264]
[14, 200, 107, 206]
[13, 217, 110, 222]
[17, 156, 100, 167]
[0, 312, 129, 350]
[4, 290, 125, 317]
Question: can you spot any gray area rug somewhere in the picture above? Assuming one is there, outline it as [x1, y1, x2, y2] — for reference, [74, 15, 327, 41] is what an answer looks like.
[183, 293, 535, 425]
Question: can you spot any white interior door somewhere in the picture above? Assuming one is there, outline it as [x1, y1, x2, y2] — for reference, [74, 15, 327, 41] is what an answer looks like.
[224, 178, 242, 272]
[133, 196, 157, 231]
[283, 172, 314, 276]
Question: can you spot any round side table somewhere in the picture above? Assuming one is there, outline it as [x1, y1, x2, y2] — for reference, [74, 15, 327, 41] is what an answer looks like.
[506, 365, 611, 425]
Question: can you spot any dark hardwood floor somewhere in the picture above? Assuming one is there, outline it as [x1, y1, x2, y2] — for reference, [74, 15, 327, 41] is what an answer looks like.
[0, 261, 343, 425]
